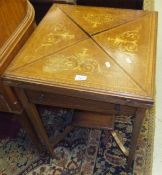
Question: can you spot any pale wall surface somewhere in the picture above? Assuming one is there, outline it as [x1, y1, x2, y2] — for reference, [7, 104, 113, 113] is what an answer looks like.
[152, 0, 162, 174]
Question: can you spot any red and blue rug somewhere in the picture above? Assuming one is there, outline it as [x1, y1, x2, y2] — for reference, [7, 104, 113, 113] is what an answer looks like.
[0, 106, 152, 175]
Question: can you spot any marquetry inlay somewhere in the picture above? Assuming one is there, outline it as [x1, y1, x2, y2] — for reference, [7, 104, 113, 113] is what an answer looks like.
[6, 7, 88, 71]
[59, 4, 148, 35]
[43, 48, 100, 74]
[83, 13, 114, 28]
[4, 4, 157, 102]
[34, 24, 75, 53]
[2, 6, 157, 173]
[107, 26, 142, 53]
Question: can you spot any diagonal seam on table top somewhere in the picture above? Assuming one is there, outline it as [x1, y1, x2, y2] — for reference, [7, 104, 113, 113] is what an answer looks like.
[5, 5, 155, 97]
[5, 38, 148, 98]
[6, 10, 150, 97]
[6, 37, 89, 73]
[58, 4, 150, 36]
[58, 7, 153, 96]
[63, 7, 156, 98]
[91, 12, 157, 97]
[6, 6, 90, 73]
[6, 5, 149, 74]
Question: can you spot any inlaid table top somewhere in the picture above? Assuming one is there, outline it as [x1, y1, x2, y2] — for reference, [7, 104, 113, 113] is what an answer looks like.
[4, 4, 157, 107]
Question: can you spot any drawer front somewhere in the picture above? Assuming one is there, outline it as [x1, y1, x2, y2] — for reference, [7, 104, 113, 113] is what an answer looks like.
[26, 90, 136, 116]
[72, 110, 115, 130]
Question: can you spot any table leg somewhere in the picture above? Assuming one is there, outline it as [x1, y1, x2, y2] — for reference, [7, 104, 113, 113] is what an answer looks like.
[127, 108, 145, 168]
[14, 88, 53, 156]
[111, 131, 129, 157]
[14, 111, 42, 151]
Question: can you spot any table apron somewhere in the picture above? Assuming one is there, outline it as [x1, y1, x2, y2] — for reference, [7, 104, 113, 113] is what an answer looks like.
[25, 89, 137, 116]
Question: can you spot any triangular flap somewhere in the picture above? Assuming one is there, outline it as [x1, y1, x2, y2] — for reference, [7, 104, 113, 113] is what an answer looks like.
[7, 6, 88, 72]
[93, 13, 157, 97]
[58, 4, 148, 35]
[9, 39, 147, 98]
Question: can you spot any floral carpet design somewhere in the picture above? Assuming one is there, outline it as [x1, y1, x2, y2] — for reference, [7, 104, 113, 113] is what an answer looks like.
[0, 106, 151, 175]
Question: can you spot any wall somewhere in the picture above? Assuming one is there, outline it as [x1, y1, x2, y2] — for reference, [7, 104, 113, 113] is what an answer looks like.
[152, 0, 162, 174]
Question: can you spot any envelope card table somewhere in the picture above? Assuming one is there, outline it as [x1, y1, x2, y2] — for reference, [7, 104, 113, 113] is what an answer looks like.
[3, 4, 157, 168]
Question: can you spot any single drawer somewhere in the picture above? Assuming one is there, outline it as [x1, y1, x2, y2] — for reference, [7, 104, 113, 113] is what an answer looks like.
[72, 110, 115, 130]
[26, 90, 136, 116]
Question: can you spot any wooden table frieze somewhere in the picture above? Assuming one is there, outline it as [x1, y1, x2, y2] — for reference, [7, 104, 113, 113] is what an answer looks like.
[3, 4, 157, 169]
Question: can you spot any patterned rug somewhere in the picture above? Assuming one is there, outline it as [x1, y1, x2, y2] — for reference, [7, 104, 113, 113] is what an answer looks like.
[0, 1, 155, 175]
[0, 105, 154, 175]
[0, 112, 20, 140]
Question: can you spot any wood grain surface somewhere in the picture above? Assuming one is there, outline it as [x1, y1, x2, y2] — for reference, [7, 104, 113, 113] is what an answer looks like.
[2, 4, 157, 168]
[3, 4, 157, 107]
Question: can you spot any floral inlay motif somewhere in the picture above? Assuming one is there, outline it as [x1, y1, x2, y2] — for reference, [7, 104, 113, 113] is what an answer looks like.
[15, 24, 75, 66]
[35, 24, 75, 52]
[83, 13, 114, 28]
[43, 48, 101, 74]
[107, 26, 142, 53]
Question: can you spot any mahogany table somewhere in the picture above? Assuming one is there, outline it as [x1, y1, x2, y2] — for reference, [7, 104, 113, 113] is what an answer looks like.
[3, 4, 157, 168]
